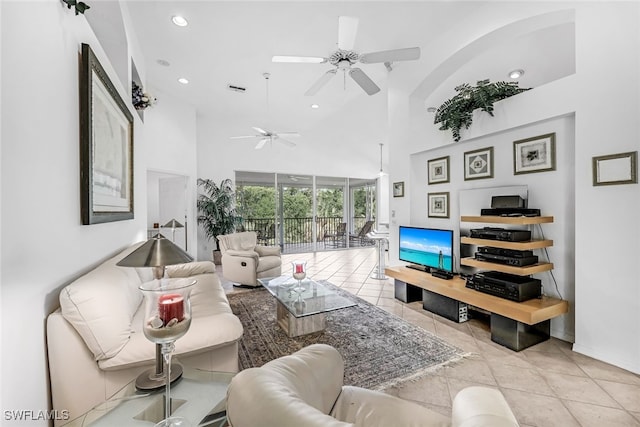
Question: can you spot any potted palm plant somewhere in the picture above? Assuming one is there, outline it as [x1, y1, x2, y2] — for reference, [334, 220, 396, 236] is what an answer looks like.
[197, 178, 243, 264]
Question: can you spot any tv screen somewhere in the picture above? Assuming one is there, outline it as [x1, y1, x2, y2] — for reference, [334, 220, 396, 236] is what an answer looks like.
[399, 226, 453, 272]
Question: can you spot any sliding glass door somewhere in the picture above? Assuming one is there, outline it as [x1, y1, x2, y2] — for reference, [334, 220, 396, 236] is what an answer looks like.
[316, 176, 347, 250]
[235, 171, 375, 254]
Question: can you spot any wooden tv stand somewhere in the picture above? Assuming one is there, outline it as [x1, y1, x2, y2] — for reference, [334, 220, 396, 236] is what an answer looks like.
[385, 266, 569, 351]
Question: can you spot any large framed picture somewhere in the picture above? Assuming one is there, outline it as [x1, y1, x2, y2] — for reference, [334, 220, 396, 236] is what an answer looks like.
[427, 156, 449, 184]
[592, 151, 637, 186]
[513, 133, 556, 175]
[80, 43, 134, 225]
[427, 192, 449, 218]
[464, 146, 494, 180]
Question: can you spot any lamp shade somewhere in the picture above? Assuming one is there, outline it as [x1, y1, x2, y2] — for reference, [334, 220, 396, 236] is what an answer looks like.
[163, 219, 184, 228]
[117, 234, 193, 268]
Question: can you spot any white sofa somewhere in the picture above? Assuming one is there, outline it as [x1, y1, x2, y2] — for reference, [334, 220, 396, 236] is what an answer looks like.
[217, 231, 282, 287]
[227, 344, 519, 427]
[46, 242, 244, 425]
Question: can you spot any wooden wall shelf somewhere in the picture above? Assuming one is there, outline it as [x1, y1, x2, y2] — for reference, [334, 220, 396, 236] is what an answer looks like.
[460, 237, 553, 250]
[461, 215, 554, 225]
[460, 257, 554, 275]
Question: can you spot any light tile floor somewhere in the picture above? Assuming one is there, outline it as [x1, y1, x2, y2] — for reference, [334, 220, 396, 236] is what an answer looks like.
[219, 247, 640, 427]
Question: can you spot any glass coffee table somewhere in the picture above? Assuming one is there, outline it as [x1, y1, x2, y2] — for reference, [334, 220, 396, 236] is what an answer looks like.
[258, 276, 356, 337]
[64, 367, 234, 426]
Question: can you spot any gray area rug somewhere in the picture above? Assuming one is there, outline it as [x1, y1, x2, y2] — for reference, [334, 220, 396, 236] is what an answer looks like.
[227, 281, 466, 389]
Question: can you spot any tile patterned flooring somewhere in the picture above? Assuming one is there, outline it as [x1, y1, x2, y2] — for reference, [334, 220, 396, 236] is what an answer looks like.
[219, 247, 640, 427]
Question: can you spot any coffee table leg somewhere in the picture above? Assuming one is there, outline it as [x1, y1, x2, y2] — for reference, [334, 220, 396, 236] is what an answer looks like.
[276, 301, 326, 337]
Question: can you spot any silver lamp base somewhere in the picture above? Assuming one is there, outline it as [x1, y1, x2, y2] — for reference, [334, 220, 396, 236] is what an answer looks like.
[135, 343, 184, 391]
[135, 363, 184, 391]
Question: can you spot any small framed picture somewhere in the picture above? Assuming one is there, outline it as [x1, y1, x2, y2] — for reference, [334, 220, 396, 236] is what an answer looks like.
[464, 146, 494, 180]
[513, 133, 556, 175]
[427, 192, 449, 218]
[427, 156, 450, 184]
[592, 151, 637, 186]
[393, 181, 405, 197]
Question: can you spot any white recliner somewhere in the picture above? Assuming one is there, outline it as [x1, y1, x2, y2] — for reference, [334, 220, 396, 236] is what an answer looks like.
[226, 344, 519, 427]
[217, 231, 282, 287]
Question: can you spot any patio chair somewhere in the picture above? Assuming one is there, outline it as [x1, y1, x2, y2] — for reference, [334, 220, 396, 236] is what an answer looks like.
[257, 223, 276, 246]
[323, 222, 347, 248]
[349, 220, 375, 246]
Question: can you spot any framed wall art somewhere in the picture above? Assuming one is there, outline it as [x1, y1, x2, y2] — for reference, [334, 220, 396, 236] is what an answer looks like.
[464, 146, 494, 180]
[513, 133, 556, 175]
[427, 192, 449, 218]
[393, 181, 405, 197]
[427, 156, 450, 184]
[80, 43, 134, 225]
[592, 151, 637, 186]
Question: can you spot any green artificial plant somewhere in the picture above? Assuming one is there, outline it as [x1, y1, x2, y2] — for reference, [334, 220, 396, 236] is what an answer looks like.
[197, 178, 243, 253]
[433, 79, 530, 142]
[62, 0, 90, 15]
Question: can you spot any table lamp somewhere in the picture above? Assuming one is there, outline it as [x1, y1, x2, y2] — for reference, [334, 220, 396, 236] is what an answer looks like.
[163, 219, 184, 243]
[117, 234, 194, 390]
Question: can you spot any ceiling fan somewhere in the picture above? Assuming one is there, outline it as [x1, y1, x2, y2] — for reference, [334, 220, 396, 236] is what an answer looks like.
[230, 73, 300, 149]
[272, 16, 421, 96]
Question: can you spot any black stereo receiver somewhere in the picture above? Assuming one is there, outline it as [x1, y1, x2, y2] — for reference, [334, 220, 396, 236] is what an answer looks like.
[477, 246, 534, 258]
[474, 252, 538, 267]
[480, 208, 541, 217]
[469, 227, 531, 242]
[465, 271, 541, 302]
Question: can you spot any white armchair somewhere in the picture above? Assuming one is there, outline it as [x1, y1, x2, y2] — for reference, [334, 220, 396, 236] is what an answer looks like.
[226, 344, 520, 427]
[217, 231, 282, 287]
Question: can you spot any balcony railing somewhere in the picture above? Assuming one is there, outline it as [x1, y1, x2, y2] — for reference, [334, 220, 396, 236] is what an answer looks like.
[240, 216, 374, 252]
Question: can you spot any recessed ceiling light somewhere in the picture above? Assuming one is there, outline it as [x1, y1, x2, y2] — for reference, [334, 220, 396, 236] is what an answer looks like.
[171, 16, 188, 27]
[156, 59, 170, 67]
[177, 77, 189, 85]
[426, 107, 436, 113]
[311, 104, 319, 109]
[509, 69, 524, 79]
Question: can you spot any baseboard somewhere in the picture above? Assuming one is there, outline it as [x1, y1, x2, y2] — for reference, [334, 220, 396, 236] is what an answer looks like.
[572, 343, 640, 375]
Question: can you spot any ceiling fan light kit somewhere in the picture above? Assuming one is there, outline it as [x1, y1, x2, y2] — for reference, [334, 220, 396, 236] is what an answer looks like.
[273, 16, 421, 96]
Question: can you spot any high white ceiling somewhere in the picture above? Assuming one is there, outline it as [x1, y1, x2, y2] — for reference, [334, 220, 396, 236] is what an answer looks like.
[121, 1, 575, 145]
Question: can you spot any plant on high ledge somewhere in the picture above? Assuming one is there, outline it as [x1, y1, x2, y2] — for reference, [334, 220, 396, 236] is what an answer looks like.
[62, 0, 90, 15]
[197, 178, 244, 264]
[433, 79, 530, 142]
[132, 81, 157, 110]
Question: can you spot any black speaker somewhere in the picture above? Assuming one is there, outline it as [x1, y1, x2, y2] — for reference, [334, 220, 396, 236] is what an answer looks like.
[491, 195, 525, 208]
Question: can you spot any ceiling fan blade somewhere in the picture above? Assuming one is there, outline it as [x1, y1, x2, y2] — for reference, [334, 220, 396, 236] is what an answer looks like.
[275, 132, 301, 137]
[230, 135, 258, 139]
[255, 138, 269, 150]
[359, 47, 421, 64]
[349, 68, 380, 95]
[305, 69, 337, 96]
[338, 16, 359, 51]
[252, 127, 269, 135]
[277, 137, 296, 148]
[272, 55, 327, 64]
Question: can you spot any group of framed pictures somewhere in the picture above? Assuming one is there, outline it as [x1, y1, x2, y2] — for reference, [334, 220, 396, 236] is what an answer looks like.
[427, 132, 557, 187]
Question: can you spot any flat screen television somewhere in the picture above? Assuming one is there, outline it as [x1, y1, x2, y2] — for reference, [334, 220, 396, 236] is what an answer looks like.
[399, 226, 454, 273]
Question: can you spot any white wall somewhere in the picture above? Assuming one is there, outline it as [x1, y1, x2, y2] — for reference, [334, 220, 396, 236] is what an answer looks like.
[144, 88, 198, 257]
[0, 2, 147, 424]
[0, 2, 200, 423]
[571, 3, 640, 374]
[388, 2, 640, 374]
